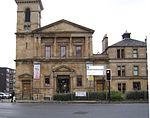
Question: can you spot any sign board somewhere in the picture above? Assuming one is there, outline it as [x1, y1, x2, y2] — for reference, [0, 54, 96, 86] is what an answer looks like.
[75, 92, 86, 97]
[86, 64, 106, 76]
[87, 69, 104, 76]
[88, 66, 105, 70]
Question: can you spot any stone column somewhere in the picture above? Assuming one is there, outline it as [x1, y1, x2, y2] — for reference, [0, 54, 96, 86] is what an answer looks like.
[53, 37, 57, 57]
[89, 36, 93, 56]
[70, 74, 74, 92]
[85, 37, 89, 57]
[38, 36, 41, 57]
[69, 37, 72, 57]
[33, 37, 37, 57]
[53, 73, 57, 94]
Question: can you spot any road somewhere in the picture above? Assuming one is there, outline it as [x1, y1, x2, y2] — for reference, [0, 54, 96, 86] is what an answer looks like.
[0, 103, 148, 118]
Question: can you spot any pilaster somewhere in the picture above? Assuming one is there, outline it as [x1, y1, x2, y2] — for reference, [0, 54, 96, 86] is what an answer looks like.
[69, 37, 72, 57]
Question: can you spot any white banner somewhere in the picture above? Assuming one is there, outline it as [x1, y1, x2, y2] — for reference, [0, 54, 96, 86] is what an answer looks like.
[34, 62, 40, 79]
[75, 92, 86, 97]
[86, 64, 106, 76]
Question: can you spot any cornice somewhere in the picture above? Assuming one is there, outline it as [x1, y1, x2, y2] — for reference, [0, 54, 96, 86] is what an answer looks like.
[15, 0, 43, 10]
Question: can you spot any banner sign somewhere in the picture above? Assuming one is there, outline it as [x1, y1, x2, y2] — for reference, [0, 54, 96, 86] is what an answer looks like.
[33, 62, 40, 79]
[86, 64, 106, 76]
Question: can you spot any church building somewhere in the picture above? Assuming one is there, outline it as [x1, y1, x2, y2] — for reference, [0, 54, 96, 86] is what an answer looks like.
[15, 0, 148, 100]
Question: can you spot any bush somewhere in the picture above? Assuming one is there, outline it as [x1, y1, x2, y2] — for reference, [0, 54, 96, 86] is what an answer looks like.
[53, 93, 72, 101]
[89, 91, 107, 100]
[110, 91, 124, 101]
[125, 91, 148, 100]
[88, 92, 98, 100]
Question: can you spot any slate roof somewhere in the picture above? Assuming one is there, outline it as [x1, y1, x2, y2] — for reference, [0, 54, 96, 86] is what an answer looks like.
[109, 38, 146, 47]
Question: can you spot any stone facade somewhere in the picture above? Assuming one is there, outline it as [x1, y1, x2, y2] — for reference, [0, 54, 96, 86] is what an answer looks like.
[15, 0, 148, 100]
[104, 33, 148, 93]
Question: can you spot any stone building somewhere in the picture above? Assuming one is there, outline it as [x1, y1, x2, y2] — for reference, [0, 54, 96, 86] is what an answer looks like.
[102, 32, 148, 93]
[0, 67, 15, 93]
[15, 0, 148, 100]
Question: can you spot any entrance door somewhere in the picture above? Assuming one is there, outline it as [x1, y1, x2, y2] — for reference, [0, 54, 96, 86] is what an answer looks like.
[57, 75, 70, 93]
[22, 80, 31, 100]
[96, 80, 104, 92]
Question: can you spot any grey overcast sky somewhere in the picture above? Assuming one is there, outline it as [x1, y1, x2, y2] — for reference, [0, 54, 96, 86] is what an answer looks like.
[0, 0, 149, 69]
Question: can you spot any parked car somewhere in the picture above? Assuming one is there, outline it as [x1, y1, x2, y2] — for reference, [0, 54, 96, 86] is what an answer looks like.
[0, 92, 11, 99]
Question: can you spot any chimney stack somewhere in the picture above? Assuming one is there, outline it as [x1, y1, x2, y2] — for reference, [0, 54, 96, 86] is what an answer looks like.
[102, 34, 108, 52]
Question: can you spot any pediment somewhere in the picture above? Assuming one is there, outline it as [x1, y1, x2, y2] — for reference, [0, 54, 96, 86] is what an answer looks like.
[18, 73, 33, 78]
[33, 19, 94, 33]
[52, 65, 75, 72]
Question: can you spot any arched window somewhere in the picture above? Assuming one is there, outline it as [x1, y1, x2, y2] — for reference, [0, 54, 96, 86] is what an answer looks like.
[25, 8, 31, 22]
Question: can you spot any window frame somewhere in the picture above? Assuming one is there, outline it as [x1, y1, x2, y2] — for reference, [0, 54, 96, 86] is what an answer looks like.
[45, 45, 51, 58]
[60, 46, 66, 57]
[117, 65, 125, 76]
[133, 82, 141, 90]
[133, 65, 139, 76]
[75, 45, 82, 57]
[133, 49, 138, 58]
[25, 8, 31, 22]
[76, 75, 82, 87]
[117, 49, 125, 59]
[44, 76, 50, 86]
[118, 83, 126, 93]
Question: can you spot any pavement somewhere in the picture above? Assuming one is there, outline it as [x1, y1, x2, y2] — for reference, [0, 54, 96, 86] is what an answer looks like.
[0, 99, 148, 104]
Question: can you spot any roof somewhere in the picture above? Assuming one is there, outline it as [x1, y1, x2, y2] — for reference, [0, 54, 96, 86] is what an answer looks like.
[32, 19, 94, 33]
[109, 38, 146, 47]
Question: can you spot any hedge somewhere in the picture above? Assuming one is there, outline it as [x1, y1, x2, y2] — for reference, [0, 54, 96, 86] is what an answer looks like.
[125, 91, 148, 100]
[53, 91, 123, 101]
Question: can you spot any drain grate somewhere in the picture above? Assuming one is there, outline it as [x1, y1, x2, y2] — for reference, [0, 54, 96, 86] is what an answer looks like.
[73, 111, 88, 115]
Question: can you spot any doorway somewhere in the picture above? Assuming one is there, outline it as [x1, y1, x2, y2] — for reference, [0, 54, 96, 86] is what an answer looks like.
[96, 80, 105, 92]
[57, 75, 70, 93]
[22, 80, 31, 100]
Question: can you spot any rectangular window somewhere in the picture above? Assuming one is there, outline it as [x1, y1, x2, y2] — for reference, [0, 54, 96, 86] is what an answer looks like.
[45, 46, 51, 58]
[76, 46, 82, 57]
[117, 49, 120, 58]
[117, 66, 121, 76]
[117, 49, 125, 58]
[122, 66, 125, 76]
[118, 83, 121, 92]
[118, 83, 126, 93]
[117, 65, 125, 76]
[121, 49, 125, 58]
[133, 66, 139, 76]
[133, 49, 138, 58]
[133, 82, 141, 90]
[44, 76, 50, 86]
[76, 76, 82, 87]
[122, 83, 126, 93]
[60, 46, 66, 57]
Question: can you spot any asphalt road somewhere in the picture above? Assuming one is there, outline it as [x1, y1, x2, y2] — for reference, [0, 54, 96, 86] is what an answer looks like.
[0, 103, 148, 118]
